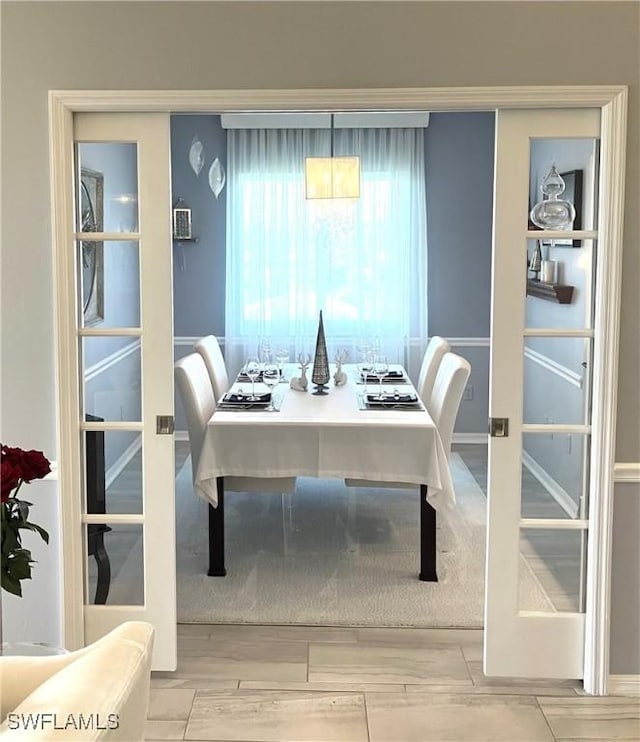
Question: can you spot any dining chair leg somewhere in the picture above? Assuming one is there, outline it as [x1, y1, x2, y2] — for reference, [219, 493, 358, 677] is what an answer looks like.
[207, 478, 227, 576]
[419, 484, 438, 582]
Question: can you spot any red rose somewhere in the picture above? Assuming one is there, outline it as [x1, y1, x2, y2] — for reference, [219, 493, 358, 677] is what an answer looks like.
[17, 449, 51, 482]
[1, 459, 22, 502]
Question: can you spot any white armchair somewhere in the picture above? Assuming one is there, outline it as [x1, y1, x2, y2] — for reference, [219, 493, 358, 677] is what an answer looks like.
[0, 621, 154, 740]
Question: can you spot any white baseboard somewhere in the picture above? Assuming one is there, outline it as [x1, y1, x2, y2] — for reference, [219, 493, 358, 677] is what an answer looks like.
[608, 674, 640, 696]
[522, 450, 579, 518]
[105, 435, 142, 489]
[453, 433, 487, 445]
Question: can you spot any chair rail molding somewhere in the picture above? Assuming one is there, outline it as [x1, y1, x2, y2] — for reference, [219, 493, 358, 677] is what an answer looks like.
[524, 346, 583, 389]
[49, 84, 627, 695]
[447, 337, 491, 348]
[613, 463, 640, 484]
[84, 339, 141, 382]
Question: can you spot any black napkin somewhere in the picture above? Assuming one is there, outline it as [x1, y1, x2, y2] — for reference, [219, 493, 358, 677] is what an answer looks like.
[222, 391, 271, 405]
[361, 370, 404, 382]
[366, 391, 417, 404]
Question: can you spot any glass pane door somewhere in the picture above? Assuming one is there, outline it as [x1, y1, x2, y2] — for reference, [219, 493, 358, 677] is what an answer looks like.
[486, 109, 600, 679]
[74, 113, 176, 670]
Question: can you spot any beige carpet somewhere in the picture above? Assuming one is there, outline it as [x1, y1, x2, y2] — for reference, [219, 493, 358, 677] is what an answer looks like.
[175, 454, 553, 627]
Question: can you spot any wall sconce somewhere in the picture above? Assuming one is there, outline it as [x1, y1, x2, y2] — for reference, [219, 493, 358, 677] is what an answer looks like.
[305, 114, 360, 200]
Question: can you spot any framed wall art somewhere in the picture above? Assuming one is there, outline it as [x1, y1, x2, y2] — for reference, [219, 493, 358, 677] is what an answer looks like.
[80, 167, 104, 325]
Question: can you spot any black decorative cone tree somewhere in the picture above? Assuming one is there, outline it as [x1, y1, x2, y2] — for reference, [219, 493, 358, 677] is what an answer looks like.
[311, 310, 330, 395]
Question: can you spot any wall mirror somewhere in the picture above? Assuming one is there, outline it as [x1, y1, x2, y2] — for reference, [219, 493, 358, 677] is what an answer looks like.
[80, 167, 104, 325]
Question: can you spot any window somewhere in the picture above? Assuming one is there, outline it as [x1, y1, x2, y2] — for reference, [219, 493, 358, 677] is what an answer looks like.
[225, 127, 427, 371]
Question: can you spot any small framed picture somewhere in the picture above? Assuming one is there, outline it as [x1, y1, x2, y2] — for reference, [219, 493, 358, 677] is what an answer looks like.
[173, 206, 192, 240]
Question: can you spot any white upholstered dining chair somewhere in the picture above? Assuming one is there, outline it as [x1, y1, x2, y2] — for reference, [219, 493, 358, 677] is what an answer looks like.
[416, 335, 450, 410]
[427, 351, 471, 458]
[345, 351, 471, 489]
[193, 334, 230, 403]
[174, 352, 295, 494]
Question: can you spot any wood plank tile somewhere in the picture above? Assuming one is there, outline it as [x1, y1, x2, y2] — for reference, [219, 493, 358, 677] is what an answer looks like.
[366, 692, 555, 741]
[206, 624, 358, 644]
[239, 680, 404, 693]
[309, 642, 472, 685]
[467, 661, 581, 689]
[538, 696, 640, 739]
[144, 719, 187, 740]
[405, 683, 579, 697]
[356, 627, 483, 648]
[185, 690, 368, 741]
[151, 677, 239, 690]
[148, 689, 196, 720]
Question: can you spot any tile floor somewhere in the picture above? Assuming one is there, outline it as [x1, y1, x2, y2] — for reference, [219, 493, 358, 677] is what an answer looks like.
[147, 624, 639, 741]
[114, 440, 635, 739]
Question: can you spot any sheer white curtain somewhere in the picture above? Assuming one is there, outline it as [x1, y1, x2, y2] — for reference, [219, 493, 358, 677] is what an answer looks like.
[225, 127, 427, 376]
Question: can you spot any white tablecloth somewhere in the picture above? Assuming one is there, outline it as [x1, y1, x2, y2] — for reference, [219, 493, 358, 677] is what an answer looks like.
[194, 366, 455, 510]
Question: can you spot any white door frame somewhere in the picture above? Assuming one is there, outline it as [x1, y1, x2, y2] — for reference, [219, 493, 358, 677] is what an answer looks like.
[49, 85, 627, 695]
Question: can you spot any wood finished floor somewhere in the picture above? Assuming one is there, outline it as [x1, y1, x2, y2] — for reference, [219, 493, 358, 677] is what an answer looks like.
[147, 624, 639, 741]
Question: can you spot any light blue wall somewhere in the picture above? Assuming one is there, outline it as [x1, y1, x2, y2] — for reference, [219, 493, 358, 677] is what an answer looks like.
[425, 112, 495, 435]
[172, 115, 227, 338]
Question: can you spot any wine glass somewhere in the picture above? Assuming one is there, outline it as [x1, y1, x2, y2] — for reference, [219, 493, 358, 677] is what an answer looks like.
[275, 347, 290, 381]
[357, 351, 370, 390]
[262, 362, 280, 411]
[243, 356, 260, 401]
[258, 338, 272, 364]
[372, 355, 389, 400]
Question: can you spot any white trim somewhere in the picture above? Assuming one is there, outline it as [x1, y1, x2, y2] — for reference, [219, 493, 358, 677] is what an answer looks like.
[49, 84, 627, 690]
[524, 347, 583, 389]
[453, 433, 487, 444]
[584, 86, 628, 697]
[173, 336, 202, 347]
[522, 450, 580, 519]
[50, 96, 85, 651]
[524, 328, 595, 338]
[50, 86, 627, 112]
[105, 434, 142, 489]
[608, 675, 640, 696]
[613, 463, 640, 484]
[84, 339, 141, 382]
[447, 337, 491, 348]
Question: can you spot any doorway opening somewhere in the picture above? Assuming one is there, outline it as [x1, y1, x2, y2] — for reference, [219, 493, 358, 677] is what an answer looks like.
[53, 90, 625, 696]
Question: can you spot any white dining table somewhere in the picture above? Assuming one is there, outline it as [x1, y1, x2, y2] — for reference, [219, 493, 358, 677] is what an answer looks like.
[194, 365, 455, 581]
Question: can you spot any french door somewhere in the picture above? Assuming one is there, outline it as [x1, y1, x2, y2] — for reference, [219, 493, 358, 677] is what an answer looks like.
[73, 113, 176, 669]
[485, 108, 602, 678]
[52, 88, 625, 688]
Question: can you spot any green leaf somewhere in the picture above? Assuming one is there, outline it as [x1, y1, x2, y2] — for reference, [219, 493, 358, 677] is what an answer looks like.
[26, 522, 49, 544]
[1, 570, 23, 597]
[2, 529, 21, 554]
[7, 549, 34, 580]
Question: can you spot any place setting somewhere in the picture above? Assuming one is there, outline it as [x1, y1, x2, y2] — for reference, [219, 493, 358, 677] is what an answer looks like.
[355, 355, 424, 410]
[357, 389, 424, 410]
[218, 358, 282, 411]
